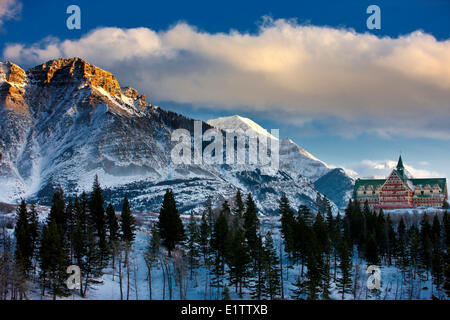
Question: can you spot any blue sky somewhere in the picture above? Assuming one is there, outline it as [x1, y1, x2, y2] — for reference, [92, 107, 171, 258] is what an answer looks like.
[1, 0, 450, 179]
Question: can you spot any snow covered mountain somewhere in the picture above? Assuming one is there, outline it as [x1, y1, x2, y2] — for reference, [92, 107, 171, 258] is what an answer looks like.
[207, 116, 331, 181]
[0, 58, 353, 213]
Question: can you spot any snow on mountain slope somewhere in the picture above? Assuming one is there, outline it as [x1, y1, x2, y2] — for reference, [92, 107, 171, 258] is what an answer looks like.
[207, 115, 277, 139]
[0, 58, 353, 214]
[206, 115, 332, 182]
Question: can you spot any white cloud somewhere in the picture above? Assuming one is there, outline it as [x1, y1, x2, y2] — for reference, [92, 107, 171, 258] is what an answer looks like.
[0, 0, 21, 27]
[3, 18, 450, 139]
[348, 159, 444, 179]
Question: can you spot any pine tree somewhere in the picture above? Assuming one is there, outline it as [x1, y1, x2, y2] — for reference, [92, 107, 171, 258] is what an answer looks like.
[198, 204, 212, 299]
[249, 235, 267, 299]
[157, 189, 185, 257]
[144, 223, 160, 300]
[72, 196, 88, 296]
[106, 203, 119, 243]
[211, 210, 229, 275]
[199, 211, 211, 266]
[313, 212, 330, 256]
[365, 233, 380, 265]
[227, 227, 251, 297]
[14, 199, 33, 275]
[409, 225, 423, 284]
[120, 197, 136, 243]
[431, 214, 441, 247]
[386, 214, 396, 266]
[298, 204, 314, 227]
[375, 211, 387, 262]
[313, 212, 331, 298]
[279, 193, 296, 257]
[89, 175, 107, 258]
[243, 193, 259, 255]
[210, 210, 229, 298]
[186, 212, 200, 279]
[443, 246, 450, 298]
[293, 211, 311, 274]
[48, 188, 67, 233]
[233, 190, 245, 219]
[39, 221, 69, 299]
[264, 231, 281, 299]
[431, 241, 444, 297]
[396, 218, 410, 285]
[336, 238, 352, 299]
[82, 223, 103, 297]
[303, 240, 322, 300]
[444, 211, 450, 248]
[28, 203, 39, 262]
[419, 214, 433, 274]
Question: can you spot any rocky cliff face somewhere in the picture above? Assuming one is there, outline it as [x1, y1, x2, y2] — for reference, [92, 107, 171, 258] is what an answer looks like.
[0, 58, 353, 213]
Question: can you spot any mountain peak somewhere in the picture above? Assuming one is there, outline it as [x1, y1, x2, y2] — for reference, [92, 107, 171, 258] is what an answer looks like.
[0, 61, 28, 113]
[0, 61, 27, 85]
[207, 115, 277, 139]
[26, 57, 122, 97]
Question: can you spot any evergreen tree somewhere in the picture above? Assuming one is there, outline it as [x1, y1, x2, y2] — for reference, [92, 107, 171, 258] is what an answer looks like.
[419, 214, 433, 273]
[444, 211, 450, 248]
[293, 211, 311, 274]
[144, 223, 161, 300]
[227, 227, 251, 297]
[199, 211, 211, 266]
[279, 193, 296, 257]
[157, 189, 185, 256]
[298, 205, 314, 227]
[396, 218, 410, 283]
[211, 210, 229, 275]
[89, 175, 107, 256]
[72, 196, 88, 296]
[233, 190, 245, 219]
[28, 203, 39, 261]
[243, 193, 259, 255]
[431, 214, 441, 247]
[365, 233, 380, 265]
[210, 210, 229, 298]
[106, 203, 119, 243]
[14, 199, 33, 275]
[303, 241, 322, 300]
[120, 197, 136, 243]
[186, 212, 200, 279]
[409, 226, 423, 281]
[249, 235, 267, 300]
[39, 221, 69, 299]
[66, 200, 76, 261]
[313, 212, 330, 256]
[313, 212, 331, 298]
[375, 211, 387, 262]
[386, 214, 396, 265]
[336, 239, 352, 299]
[264, 231, 281, 299]
[443, 246, 450, 298]
[431, 241, 444, 297]
[48, 188, 67, 234]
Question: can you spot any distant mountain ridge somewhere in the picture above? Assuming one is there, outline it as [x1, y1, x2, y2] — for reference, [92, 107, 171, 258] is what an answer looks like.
[0, 57, 354, 213]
